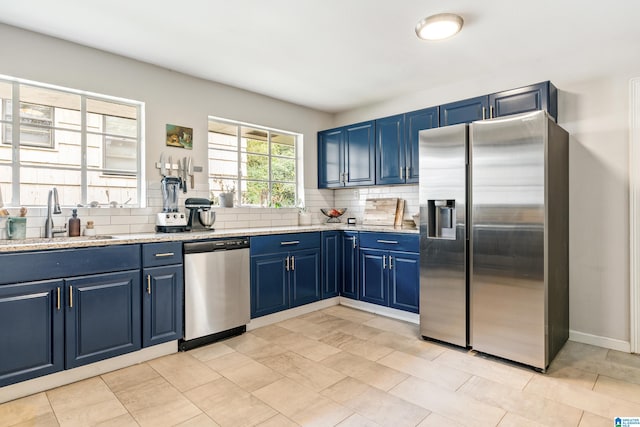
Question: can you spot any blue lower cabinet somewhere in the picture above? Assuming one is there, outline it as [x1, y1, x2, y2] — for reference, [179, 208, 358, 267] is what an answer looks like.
[358, 233, 419, 313]
[251, 253, 289, 318]
[341, 232, 359, 299]
[321, 231, 341, 298]
[290, 248, 321, 307]
[359, 248, 388, 306]
[142, 265, 183, 347]
[0, 280, 64, 387]
[65, 271, 141, 369]
[250, 233, 321, 318]
[388, 251, 419, 313]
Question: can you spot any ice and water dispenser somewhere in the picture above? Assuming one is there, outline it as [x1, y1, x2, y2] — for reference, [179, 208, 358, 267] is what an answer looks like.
[427, 200, 456, 239]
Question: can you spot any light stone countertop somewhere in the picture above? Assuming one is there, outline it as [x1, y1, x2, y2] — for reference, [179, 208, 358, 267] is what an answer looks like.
[0, 223, 419, 253]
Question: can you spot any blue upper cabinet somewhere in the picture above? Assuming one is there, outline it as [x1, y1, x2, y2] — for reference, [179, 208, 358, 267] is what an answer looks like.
[440, 95, 489, 127]
[344, 121, 375, 186]
[489, 81, 557, 122]
[318, 121, 375, 188]
[376, 114, 405, 185]
[404, 107, 438, 183]
[318, 128, 344, 188]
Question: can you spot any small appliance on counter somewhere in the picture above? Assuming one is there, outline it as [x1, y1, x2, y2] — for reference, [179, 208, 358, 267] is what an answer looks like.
[156, 176, 187, 232]
[185, 198, 215, 231]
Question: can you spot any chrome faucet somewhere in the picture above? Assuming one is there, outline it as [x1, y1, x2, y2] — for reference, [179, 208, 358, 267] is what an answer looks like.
[44, 187, 64, 238]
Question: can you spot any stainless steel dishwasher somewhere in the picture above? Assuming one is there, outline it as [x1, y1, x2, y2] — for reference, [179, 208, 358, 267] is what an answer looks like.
[180, 237, 250, 351]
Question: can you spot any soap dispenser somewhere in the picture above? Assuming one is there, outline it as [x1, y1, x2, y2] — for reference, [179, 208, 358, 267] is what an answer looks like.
[68, 209, 81, 237]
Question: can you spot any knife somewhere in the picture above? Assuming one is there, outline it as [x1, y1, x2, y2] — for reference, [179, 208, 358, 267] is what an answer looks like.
[187, 157, 194, 189]
[160, 152, 166, 177]
[182, 157, 188, 193]
[178, 157, 187, 193]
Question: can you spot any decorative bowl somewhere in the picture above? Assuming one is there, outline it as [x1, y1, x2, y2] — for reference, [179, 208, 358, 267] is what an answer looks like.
[320, 208, 347, 223]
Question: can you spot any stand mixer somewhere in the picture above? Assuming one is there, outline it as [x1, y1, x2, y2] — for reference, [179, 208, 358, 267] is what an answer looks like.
[185, 198, 215, 231]
[156, 176, 187, 232]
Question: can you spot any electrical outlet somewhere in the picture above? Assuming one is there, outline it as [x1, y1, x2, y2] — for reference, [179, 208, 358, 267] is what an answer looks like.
[353, 189, 359, 199]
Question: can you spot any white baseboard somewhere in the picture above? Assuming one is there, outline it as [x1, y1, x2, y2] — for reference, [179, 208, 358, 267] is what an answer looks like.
[569, 329, 631, 353]
[246, 297, 340, 330]
[0, 341, 177, 404]
[339, 297, 419, 324]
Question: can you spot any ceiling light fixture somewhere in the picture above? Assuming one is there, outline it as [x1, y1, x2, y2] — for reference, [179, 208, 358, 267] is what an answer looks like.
[415, 13, 464, 41]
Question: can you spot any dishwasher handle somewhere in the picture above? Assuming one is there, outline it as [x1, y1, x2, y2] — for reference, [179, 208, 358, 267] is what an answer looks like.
[184, 238, 249, 254]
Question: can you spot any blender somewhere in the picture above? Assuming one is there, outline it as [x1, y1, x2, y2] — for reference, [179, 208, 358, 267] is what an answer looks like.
[156, 176, 187, 232]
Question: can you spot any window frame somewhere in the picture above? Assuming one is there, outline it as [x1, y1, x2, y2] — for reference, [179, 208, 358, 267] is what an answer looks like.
[208, 116, 299, 208]
[0, 75, 145, 207]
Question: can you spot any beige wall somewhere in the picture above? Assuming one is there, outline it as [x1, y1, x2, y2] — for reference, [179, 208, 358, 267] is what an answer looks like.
[333, 71, 638, 347]
[0, 23, 333, 197]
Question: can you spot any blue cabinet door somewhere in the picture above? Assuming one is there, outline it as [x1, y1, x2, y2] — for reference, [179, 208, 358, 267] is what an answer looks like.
[290, 248, 321, 307]
[359, 248, 388, 306]
[0, 280, 64, 387]
[142, 265, 183, 347]
[405, 107, 438, 183]
[341, 232, 358, 299]
[65, 271, 141, 369]
[489, 81, 557, 122]
[388, 251, 419, 313]
[376, 114, 405, 185]
[318, 128, 344, 188]
[344, 121, 375, 186]
[251, 253, 288, 318]
[440, 95, 489, 126]
[321, 231, 341, 298]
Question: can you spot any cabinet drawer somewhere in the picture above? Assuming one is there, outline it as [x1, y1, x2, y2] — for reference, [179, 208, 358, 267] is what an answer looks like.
[358, 232, 418, 252]
[0, 245, 141, 285]
[251, 232, 320, 255]
[142, 242, 183, 267]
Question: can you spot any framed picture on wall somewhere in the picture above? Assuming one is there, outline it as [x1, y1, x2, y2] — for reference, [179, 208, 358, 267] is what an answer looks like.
[166, 124, 193, 150]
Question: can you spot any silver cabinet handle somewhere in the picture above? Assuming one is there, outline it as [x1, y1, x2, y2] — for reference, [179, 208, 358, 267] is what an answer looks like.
[490, 105, 495, 118]
[482, 106, 486, 120]
[280, 241, 300, 246]
[291, 255, 295, 271]
[69, 285, 73, 308]
[57, 287, 61, 311]
[389, 256, 393, 269]
[285, 256, 290, 271]
[147, 275, 152, 294]
[154, 252, 174, 257]
[383, 255, 387, 269]
[353, 237, 357, 249]
[377, 240, 398, 244]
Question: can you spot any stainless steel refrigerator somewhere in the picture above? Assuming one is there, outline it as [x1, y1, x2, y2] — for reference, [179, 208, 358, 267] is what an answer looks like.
[419, 110, 569, 370]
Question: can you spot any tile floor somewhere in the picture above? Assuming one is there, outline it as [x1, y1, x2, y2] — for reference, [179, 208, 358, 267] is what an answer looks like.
[1, 305, 640, 426]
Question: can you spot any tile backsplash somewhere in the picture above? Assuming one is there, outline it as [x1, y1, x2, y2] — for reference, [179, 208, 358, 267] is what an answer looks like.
[0, 183, 418, 238]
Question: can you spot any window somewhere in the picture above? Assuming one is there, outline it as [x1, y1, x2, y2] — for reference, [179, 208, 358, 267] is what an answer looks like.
[208, 117, 298, 207]
[0, 76, 143, 207]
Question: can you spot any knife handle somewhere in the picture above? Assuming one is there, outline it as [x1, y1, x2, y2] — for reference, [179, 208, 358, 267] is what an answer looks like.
[190, 175, 194, 189]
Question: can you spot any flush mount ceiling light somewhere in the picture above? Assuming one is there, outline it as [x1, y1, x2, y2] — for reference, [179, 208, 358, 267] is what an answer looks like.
[415, 13, 464, 41]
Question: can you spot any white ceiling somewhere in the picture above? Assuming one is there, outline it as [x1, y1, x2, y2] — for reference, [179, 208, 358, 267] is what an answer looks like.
[1, 0, 639, 113]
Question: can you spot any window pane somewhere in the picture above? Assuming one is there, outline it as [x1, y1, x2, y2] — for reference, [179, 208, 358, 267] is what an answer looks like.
[242, 126, 268, 154]
[241, 180, 268, 207]
[271, 182, 296, 207]
[272, 133, 295, 157]
[21, 85, 80, 111]
[20, 167, 81, 206]
[20, 129, 81, 167]
[87, 170, 137, 206]
[0, 165, 12, 206]
[209, 178, 236, 195]
[0, 125, 11, 161]
[105, 116, 136, 138]
[104, 137, 137, 172]
[87, 98, 137, 119]
[272, 157, 295, 182]
[244, 153, 269, 180]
